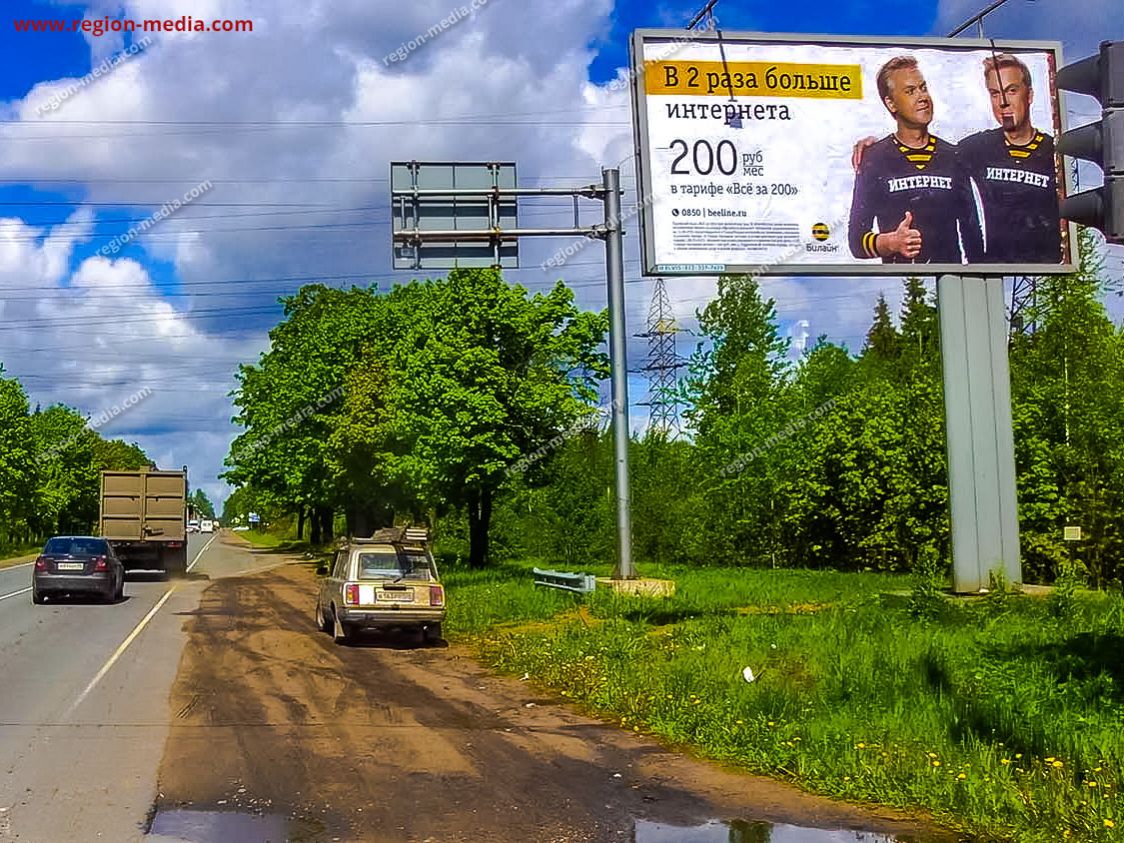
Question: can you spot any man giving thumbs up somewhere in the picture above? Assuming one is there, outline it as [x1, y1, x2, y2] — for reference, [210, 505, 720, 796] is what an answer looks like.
[847, 55, 983, 264]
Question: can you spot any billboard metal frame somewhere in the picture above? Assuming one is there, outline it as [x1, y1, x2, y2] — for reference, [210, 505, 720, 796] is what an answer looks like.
[629, 29, 1078, 277]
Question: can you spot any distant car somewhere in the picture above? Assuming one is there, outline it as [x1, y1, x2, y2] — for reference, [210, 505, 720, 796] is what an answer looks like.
[33, 536, 124, 604]
[200, 520, 214, 533]
[315, 527, 445, 645]
[187, 520, 200, 533]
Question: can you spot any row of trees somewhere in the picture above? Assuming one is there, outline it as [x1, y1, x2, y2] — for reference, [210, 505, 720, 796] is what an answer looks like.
[222, 270, 607, 566]
[0, 368, 151, 551]
[493, 232, 1124, 584]
[225, 233, 1124, 584]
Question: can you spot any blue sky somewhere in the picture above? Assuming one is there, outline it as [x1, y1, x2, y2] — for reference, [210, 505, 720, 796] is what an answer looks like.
[0, 0, 1120, 508]
[587, 0, 942, 83]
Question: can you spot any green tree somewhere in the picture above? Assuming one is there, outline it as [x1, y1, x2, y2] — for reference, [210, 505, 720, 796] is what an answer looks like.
[188, 488, 216, 520]
[686, 274, 792, 563]
[899, 277, 938, 365]
[226, 284, 382, 543]
[1010, 229, 1124, 584]
[29, 404, 99, 536]
[387, 270, 608, 567]
[863, 292, 900, 362]
[0, 371, 36, 546]
[92, 438, 151, 471]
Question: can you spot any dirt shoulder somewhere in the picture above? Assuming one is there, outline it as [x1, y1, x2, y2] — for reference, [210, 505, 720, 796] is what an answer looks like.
[154, 563, 964, 842]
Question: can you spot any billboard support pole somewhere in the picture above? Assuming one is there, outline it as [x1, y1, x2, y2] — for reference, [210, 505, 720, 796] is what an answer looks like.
[604, 168, 635, 580]
[938, 274, 1022, 592]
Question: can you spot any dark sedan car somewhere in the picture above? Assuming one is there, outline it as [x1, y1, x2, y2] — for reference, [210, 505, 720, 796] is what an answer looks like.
[32, 536, 124, 605]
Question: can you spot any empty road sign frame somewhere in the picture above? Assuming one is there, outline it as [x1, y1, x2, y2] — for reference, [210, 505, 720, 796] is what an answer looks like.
[391, 161, 519, 270]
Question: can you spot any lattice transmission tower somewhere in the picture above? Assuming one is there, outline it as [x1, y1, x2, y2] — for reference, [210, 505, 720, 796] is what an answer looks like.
[637, 278, 685, 438]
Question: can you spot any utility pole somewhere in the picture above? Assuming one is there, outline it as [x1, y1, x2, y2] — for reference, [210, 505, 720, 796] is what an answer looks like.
[604, 168, 635, 579]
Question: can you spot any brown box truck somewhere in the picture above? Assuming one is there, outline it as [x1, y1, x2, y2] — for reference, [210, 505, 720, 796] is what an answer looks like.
[99, 467, 189, 575]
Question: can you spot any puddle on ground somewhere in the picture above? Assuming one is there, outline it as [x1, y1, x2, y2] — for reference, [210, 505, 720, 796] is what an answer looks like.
[635, 819, 924, 842]
[147, 809, 325, 842]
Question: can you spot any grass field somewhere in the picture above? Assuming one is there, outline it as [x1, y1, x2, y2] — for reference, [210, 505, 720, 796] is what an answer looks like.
[442, 560, 1124, 842]
[236, 529, 301, 550]
[0, 543, 40, 569]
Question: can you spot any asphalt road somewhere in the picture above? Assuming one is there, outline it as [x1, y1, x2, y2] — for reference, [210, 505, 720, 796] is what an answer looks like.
[0, 537, 960, 843]
[0, 531, 289, 843]
[152, 557, 959, 843]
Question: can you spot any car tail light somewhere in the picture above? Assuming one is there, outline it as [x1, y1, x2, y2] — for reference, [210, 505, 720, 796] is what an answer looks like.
[168, 542, 183, 548]
[34, 556, 48, 572]
[344, 584, 359, 605]
[93, 556, 108, 572]
[429, 585, 445, 607]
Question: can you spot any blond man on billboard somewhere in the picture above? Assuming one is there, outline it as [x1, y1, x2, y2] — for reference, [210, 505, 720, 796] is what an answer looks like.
[848, 56, 984, 264]
[957, 53, 1062, 263]
[853, 53, 1062, 264]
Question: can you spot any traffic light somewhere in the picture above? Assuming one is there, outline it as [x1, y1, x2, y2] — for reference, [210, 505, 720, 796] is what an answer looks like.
[1057, 41, 1124, 244]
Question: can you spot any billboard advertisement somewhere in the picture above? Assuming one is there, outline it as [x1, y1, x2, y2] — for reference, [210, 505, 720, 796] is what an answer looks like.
[629, 30, 1077, 276]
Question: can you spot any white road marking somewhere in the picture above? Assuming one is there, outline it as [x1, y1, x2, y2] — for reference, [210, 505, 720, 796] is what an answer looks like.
[64, 588, 176, 720]
[0, 587, 32, 602]
[186, 533, 219, 573]
[0, 560, 35, 571]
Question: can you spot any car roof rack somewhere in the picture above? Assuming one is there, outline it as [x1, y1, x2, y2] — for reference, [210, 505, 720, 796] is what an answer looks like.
[347, 526, 430, 545]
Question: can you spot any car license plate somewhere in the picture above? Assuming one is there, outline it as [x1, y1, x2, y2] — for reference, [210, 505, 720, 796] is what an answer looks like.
[377, 590, 414, 603]
[56, 562, 84, 571]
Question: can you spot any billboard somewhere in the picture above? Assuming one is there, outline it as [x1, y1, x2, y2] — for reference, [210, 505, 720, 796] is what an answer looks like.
[630, 30, 1077, 276]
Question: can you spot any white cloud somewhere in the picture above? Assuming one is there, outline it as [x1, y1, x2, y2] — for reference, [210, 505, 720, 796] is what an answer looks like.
[2, 0, 1119, 510]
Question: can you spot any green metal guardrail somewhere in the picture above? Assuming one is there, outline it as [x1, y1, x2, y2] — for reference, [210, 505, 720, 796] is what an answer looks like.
[532, 567, 597, 594]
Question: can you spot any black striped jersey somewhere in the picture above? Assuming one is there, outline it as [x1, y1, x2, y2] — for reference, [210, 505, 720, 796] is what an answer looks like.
[848, 134, 983, 264]
[957, 128, 1062, 263]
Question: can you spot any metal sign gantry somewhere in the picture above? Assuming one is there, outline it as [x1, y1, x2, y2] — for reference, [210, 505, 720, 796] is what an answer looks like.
[390, 164, 636, 579]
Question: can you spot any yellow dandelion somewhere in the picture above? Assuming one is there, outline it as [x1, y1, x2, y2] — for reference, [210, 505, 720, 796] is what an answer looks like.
[1089, 782, 1099, 788]
[932, 760, 941, 767]
[1095, 767, 1103, 772]
[957, 773, 967, 780]
[736, 719, 744, 725]
[1105, 820, 1115, 829]
[1015, 753, 1023, 759]
[768, 721, 775, 727]
[1046, 757, 1056, 763]
[1001, 759, 1011, 765]
[927, 752, 938, 759]
[856, 743, 866, 749]
[633, 726, 640, 732]
[1053, 760, 1064, 769]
